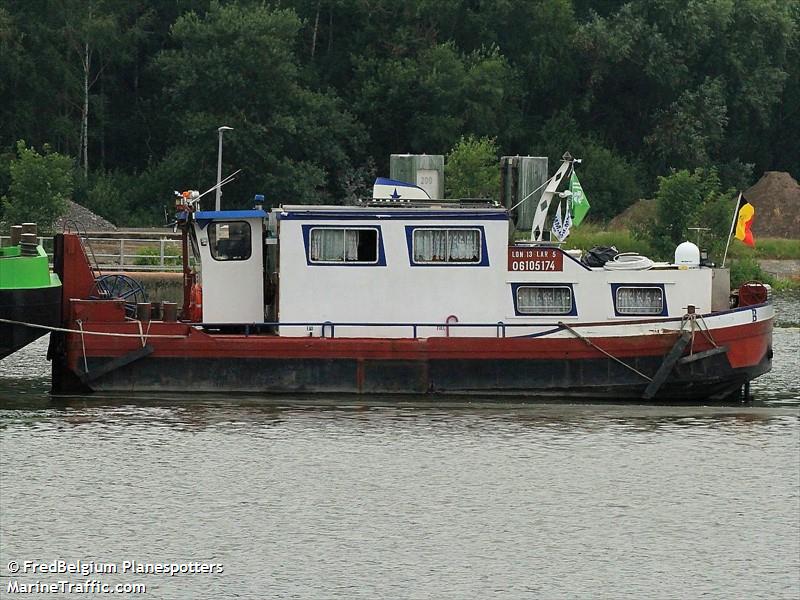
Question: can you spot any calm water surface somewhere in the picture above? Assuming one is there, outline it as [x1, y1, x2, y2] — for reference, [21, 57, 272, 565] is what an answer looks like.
[1, 324, 798, 599]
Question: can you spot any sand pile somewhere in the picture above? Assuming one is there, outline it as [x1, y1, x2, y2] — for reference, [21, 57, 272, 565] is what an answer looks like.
[744, 172, 799, 239]
[607, 199, 657, 230]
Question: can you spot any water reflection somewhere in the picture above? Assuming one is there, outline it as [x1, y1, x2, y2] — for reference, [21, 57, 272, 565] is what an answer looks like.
[1, 319, 798, 419]
[2, 328, 798, 600]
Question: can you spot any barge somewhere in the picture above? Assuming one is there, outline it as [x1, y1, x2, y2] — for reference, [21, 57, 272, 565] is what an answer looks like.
[2, 156, 773, 400]
[0, 225, 61, 359]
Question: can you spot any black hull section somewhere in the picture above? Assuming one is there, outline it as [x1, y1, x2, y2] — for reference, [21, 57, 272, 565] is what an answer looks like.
[0, 286, 61, 360]
[64, 349, 771, 402]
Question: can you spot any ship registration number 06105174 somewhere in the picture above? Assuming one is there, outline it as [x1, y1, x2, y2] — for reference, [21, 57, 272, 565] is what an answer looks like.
[507, 247, 564, 272]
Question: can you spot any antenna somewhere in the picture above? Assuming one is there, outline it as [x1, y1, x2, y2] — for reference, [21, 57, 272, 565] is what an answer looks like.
[687, 227, 710, 246]
[197, 169, 243, 203]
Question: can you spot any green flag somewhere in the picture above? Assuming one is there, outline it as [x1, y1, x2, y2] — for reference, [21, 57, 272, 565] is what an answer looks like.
[569, 172, 590, 226]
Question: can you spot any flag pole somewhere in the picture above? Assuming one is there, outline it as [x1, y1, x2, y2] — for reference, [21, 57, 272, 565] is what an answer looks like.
[721, 192, 741, 268]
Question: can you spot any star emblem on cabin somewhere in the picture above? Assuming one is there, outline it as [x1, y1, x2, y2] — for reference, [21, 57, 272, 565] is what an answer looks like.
[390, 188, 401, 200]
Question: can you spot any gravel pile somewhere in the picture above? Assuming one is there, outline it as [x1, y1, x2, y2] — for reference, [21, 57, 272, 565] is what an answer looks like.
[55, 200, 117, 232]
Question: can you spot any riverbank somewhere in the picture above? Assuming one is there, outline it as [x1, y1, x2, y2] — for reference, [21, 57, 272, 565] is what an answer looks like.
[759, 260, 800, 282]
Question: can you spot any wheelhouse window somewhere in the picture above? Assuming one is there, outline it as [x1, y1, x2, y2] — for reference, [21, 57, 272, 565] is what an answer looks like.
[516, 285, 573, 315]
[615, 286, 665, 315]
[209, 221, 251, 261]
[412, 228, 481, 263]
[309, 227, 378, 263]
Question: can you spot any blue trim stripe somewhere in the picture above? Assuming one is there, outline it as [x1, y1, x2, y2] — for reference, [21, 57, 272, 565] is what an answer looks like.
[279, 210, 508, 221]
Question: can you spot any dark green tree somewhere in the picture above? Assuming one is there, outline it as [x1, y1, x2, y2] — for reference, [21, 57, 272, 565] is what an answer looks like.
[445, 135, 500, 200]
[2, 141, 73, 231]
[646, 168, 734, 260]
[152, 1, 366, 212]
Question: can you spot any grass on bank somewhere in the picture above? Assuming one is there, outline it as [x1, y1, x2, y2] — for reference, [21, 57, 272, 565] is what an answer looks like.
[727, 237, 800, 260]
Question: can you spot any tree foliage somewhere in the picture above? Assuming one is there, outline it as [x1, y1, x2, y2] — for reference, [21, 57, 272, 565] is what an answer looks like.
[445, 135, 500, 200]
[645, 168, 733, 260]
[0, 0, 797, 225]
[2, 141, 73, 231]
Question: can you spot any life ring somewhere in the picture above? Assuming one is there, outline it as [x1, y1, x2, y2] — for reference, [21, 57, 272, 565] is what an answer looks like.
[188, 283, 203, 322]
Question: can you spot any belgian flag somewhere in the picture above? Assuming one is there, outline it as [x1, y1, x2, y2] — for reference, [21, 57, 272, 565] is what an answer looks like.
[735, 194, 755, 247]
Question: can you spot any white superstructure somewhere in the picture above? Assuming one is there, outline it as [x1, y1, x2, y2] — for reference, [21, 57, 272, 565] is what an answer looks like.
[270, 205, 725, 338]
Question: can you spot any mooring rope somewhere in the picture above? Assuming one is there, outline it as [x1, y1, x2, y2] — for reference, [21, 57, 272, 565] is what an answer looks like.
[695, 314, 719, 348]
[557, 321, 653, 382]
[76, 319, 88, 373]
[135, 319, 153, 348]
[680, 313, 697, 354]
[680, 312, 720, 354]
[0, 317, 188, 339]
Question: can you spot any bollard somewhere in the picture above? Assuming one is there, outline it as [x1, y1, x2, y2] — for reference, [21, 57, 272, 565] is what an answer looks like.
[20, 232, 39, 256]
[150, 302, 162, 321]
[10, 225, 22, 246]
[136, 302, 152, 322]
[161, 302, 178, 322]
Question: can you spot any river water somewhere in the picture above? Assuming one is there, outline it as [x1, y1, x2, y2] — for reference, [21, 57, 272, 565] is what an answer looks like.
[1, 314, 798, 598]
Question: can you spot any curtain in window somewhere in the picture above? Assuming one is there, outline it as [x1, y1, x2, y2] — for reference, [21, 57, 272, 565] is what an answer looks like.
[616, 288, 663, 314]
[310, 229, 344, 261]
[517, 287, 572, 314]
[414, 229, 480, 262]
[413, 230, 447, 262]
[310, 229, 365, 261]
[344, 230, 359, 261]
[448, 230, 480, 261]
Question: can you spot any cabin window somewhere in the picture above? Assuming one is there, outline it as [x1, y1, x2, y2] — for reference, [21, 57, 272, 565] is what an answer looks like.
[309, 227, 378, 263]
[516, 285, 573, 315]
[614, 286, 665, 315]
[209, 221, 251, 261]
[412, 228, 481, 263]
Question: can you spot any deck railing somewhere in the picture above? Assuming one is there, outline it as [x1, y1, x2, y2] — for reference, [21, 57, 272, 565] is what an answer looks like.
[0, 234, 188, 272]
[195, 321, 566, 339]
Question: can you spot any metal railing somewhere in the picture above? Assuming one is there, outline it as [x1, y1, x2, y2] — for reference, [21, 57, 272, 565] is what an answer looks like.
[0, 235, 187, 272]
[196, 320, 568, 339]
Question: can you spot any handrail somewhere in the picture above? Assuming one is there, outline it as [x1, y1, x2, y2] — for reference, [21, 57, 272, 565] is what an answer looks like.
[196, 321, 566, 340]
[0, 235, 190, 272]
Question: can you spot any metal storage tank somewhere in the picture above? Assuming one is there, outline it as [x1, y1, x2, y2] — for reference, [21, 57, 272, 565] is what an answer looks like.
[390, 154, 445, 200]
[500, 156, 548, 230]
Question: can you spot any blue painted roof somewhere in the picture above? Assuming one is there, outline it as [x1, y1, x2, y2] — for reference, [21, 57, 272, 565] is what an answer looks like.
[195, 210, 267, 220]
[279, 209, 507, 221]
[374, 177, 421, 188]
